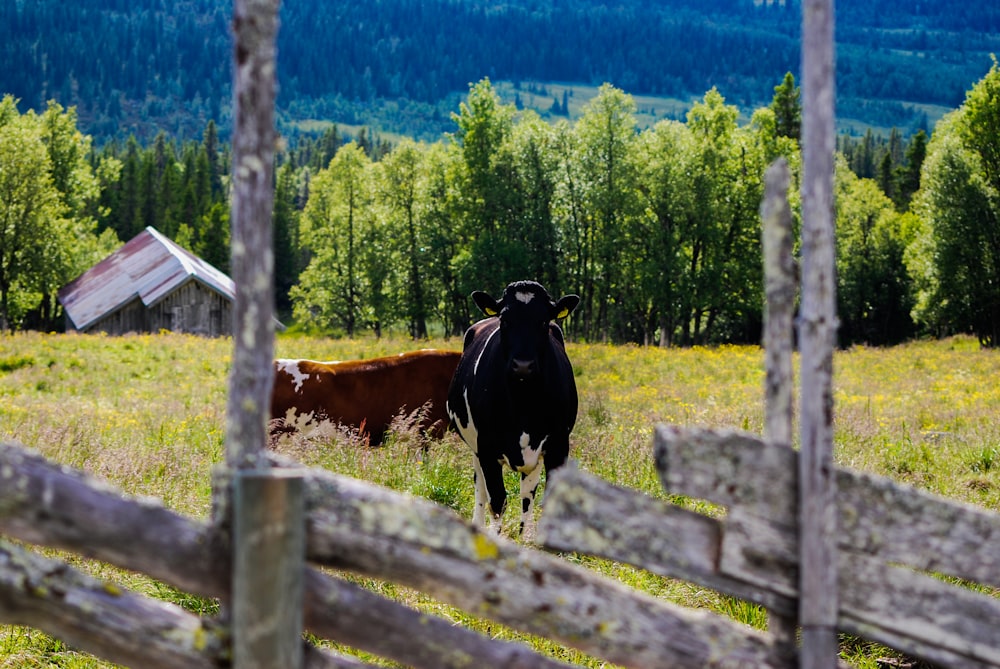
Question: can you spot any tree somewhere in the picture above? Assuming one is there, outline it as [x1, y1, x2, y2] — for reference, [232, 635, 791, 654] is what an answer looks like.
[566, 83, 641, 341]
[507, 112, 560, 294]
[0, 102, 63, 330]
[835, 159, 916, 345]
[378, 138, 433, 339]
[770, 72, 801, 141]
[272, 161, 301, 315]
[0, 97, 116, 330]
[450, 78, 518, 301]
[893, 129, 926, 210]
[420, 141, 467, 337]
[635, 118, 696, 346]
[195, 201, 230, 274]
[909, 59, 1000, 345]
[292, 143, 374, 335]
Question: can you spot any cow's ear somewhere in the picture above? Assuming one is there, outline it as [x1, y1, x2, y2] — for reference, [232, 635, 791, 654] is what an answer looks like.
[472, 291, 500, 316]
[553, 294, 580, 320]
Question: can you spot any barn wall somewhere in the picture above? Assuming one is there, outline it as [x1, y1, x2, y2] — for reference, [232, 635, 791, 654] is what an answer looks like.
[81, 298, 149, 335]
[81, 282, 232, 337]
[149, 280, 233, 337]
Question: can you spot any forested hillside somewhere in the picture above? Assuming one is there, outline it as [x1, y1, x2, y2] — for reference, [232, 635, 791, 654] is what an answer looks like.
[2, 0, 997, 142]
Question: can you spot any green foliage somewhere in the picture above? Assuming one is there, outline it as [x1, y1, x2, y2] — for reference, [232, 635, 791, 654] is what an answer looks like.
[0, 97, 114, 331]
[910, 60, 1000, 345]
[0, 353, 34, 372]
[6, 64, 1000, 350]
[770, 72, 801, 141]
[834, 159, 917, 345]
[292, 143, 376, 335]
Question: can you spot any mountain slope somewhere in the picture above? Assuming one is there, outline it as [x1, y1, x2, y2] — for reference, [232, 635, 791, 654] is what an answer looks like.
[2, 0, 997, 142]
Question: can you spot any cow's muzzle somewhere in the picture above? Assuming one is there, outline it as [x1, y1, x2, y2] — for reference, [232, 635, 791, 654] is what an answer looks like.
[511, 358, 536, 380]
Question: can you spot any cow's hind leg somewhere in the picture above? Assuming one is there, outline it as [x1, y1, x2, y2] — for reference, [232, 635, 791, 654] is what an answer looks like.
[472, 457, 489, 527]
[476, 457, 507, 534]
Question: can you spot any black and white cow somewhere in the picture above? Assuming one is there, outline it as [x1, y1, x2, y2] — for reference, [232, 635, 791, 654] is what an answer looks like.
[447, 280, 580, 540]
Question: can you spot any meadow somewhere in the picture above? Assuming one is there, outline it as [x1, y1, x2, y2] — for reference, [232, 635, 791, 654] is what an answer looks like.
[1, 331, 999, 667]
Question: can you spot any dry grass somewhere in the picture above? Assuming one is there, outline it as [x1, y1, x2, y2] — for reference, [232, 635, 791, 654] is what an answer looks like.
[1, 331, 999, 667]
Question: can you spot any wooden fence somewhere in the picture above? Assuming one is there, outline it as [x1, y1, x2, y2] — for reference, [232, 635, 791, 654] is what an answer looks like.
[4, 0, 1000, 667]
[4, 419, 1000, 668]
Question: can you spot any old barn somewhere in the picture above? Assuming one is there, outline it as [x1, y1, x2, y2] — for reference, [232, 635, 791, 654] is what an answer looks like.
[57, 227, 234, 336]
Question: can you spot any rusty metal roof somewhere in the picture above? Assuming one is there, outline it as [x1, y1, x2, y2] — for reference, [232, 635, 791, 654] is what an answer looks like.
[57, 227, 235, 331]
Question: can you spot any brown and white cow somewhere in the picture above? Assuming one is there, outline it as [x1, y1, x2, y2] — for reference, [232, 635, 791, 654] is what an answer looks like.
[270, 349, 462, 445]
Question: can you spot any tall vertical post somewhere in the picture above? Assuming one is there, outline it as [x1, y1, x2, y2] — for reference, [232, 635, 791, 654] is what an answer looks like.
[798, 0, 839, 667]
[761, 157, 797, 649]
[227, 0, 280, 471]
[227, 1, 304, 668]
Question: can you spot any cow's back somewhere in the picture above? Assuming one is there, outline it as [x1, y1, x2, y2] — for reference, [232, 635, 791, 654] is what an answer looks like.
[272, 349, 461, 444]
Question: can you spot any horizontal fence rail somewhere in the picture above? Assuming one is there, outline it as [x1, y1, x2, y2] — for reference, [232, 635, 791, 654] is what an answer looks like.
[0, 441, 578, 669]
[539, 425, 1000, 669]
[1, 439, 791, 669]
[6, 423, 1000, 667]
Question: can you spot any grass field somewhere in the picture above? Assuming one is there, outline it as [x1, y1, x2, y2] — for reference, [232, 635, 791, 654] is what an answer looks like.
[2, 331, 999, 667]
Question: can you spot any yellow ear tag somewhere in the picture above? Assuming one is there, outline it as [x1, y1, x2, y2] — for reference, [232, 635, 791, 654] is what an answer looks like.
[556, 308, 570, 319]
[485, 307, 498, 316]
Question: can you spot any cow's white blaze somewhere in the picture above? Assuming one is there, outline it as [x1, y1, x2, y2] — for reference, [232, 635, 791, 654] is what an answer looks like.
[276, 359, 312, 392]
[514, 290, 535, 304]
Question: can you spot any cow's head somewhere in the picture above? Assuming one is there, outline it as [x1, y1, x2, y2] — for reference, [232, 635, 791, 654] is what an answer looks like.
[472, 280, 579, 381]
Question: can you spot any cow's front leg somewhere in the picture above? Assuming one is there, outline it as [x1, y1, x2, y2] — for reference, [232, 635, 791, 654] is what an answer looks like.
[519, 465, 543, 542]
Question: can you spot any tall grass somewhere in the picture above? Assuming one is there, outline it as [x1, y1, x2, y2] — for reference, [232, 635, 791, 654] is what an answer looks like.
[1, 332, 999, 667]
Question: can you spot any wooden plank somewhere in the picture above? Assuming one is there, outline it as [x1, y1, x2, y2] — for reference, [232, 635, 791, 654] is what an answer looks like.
[0, 441, 578, 669]
[761, 156, 796, 450]
[654, 425, 1000, 588]
[760, 155, 798, 647]
[836, 470, 1000, 588]
[0, 538, 382, 669]
[297, 460, 794, 669]
[0, 537, 227, 669]
[232, 470, 306, 669]
[654, 424, 798, 521]
[0, 441, 229, 595]
[537, 464, 796, 616]
[542, 463, 1000, 667]
[838, 554, 1000, 668]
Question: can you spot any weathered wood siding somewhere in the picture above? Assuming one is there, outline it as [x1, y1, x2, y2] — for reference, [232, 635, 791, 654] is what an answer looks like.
[81, 280, 232, 337]
[81, 297, 150, 335]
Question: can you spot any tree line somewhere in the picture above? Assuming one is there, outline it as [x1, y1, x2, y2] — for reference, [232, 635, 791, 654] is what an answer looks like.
[3, 64, 1000, 346]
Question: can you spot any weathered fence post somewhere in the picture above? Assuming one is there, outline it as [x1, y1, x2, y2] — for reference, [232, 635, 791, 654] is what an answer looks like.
[799, 0, 838, 666]
[227, 1, 304, 668]
[227, 2, 279, 470]
[761, 157, 797, 649]
[232, 470, 306, 669]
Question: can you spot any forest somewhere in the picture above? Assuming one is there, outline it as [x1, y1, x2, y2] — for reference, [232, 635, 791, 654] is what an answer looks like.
[1, 0, 998, 143]
[4, 61, 1000, 348]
